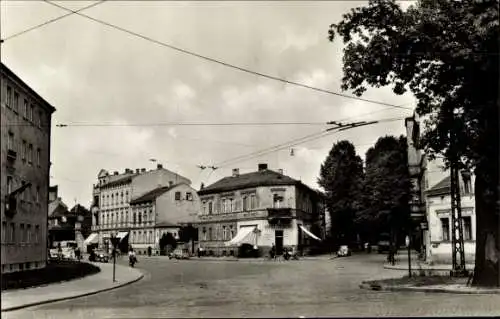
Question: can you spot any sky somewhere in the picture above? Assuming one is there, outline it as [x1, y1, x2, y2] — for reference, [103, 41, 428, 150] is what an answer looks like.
[1, 0, 446, 207]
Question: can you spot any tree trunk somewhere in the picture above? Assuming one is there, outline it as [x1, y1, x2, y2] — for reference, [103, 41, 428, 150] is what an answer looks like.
[472, 164, 500, 287]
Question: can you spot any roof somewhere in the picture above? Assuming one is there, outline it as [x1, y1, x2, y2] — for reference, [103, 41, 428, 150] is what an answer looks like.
[426, 176, 451, 197]
[48, 199, 68, 217]
[198, 169, 315, 196]
[100, 173, 136, 188]
[1, 63, 56, 113]
[130, 183, 183, 205]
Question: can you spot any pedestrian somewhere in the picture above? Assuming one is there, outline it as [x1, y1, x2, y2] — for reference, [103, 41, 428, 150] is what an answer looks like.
[270, 243, 276, 260]
[75, 247, 81, 261]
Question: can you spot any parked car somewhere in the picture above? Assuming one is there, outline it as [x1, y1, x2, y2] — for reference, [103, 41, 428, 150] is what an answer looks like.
[169, 248, 190, 260]
[377, 234, 391, 253]
[337, 245, 351, 257]
[90, 249, 109, 263]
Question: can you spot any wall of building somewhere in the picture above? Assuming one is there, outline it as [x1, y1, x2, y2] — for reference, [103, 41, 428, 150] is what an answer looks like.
[426, 191, 476, 264]
[131, 168, 191, 199]
[1, 67, 52, 273]
[155, 184, 200, 225]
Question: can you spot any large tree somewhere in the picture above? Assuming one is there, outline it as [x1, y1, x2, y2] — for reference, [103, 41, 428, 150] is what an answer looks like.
[358, 135, 412, 248]
[318, 140, 364, 247]
[329, 0, 499, 286]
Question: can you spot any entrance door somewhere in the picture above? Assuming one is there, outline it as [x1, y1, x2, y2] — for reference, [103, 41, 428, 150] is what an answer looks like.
[275, 230, 284, 255]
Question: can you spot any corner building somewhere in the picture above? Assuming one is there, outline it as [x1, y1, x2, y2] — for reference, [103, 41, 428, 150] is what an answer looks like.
[1, 63, 55, 273]
[197, 164, 325, 257]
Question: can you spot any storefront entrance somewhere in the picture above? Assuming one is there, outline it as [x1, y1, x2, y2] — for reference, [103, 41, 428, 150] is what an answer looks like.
[275, 230, 284, 255]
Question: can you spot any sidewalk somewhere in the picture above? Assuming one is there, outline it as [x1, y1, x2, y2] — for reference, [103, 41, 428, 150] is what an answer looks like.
[383, 252, 475, 276]
[360, 279, 500, 294]
[1, 262, 144, 312]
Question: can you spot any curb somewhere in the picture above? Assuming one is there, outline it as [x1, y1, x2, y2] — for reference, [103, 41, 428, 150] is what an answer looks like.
[359, 282, 500, 295]
[2, 269, 144, 312]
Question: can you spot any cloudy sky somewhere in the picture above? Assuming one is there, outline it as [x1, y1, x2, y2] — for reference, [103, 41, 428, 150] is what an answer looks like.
[3, 1, 447, 207]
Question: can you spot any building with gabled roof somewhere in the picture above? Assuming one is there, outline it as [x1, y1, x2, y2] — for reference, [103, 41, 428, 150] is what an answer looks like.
[86, 164, 193, 254]
[426, 173, 476, 264]
[128, 183, 200, 255]
[197, 163, 325, 257]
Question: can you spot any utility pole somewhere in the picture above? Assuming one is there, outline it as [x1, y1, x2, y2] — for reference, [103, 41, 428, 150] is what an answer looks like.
[449, 116, 467, 277]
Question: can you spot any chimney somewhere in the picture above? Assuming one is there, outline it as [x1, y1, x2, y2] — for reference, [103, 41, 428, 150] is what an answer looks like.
[114, 171, 118, 175]
[157, 164, 163, 169]
[277, 169, 283, 175]
[258, 163, 268, 171]
[232, 168, 239, 177]
[141, 168, 146, 173]
[136, 169, 140, 174]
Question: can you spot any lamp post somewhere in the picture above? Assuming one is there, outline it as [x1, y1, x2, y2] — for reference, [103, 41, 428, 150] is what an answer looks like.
[110, 234, 119, 282]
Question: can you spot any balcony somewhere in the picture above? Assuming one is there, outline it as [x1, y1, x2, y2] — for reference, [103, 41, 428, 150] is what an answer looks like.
[267, 208, 293, 225]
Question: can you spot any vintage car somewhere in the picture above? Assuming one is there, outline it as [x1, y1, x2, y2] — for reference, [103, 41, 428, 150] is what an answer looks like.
[169, 248, 190, 260]
[90, 249, 110, 263]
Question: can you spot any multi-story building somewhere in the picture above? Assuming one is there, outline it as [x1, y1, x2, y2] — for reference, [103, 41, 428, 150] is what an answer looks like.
[426, 173, 476, 264]
[197, 164, 325, 257]
[86, 164, 191, 253]
[129, 183, 200, 255]
[1, 63, 55, 273]
[48, 185, 72, 246]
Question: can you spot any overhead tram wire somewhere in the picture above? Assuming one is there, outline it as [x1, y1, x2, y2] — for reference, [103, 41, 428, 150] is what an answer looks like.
[209, 117, 404, 169]
[44, 0, 411, 111]
[1, 1, 107, 43]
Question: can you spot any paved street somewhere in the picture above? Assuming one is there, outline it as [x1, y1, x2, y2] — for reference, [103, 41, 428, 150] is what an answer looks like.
[5, 254, 500, 318]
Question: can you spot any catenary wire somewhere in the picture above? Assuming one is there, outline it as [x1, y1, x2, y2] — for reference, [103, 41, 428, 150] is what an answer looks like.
[1, 1, 107, 42]
[43, 0, 411, 110]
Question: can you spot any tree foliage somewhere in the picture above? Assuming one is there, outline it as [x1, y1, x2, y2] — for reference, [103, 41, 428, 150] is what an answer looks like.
[358, 135, 412, 244]
[318, 140, 364, 245]
[329, 0, 499, 286]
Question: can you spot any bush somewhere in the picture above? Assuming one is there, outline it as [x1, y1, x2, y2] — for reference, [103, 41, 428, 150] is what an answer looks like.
[1, 261, 100, 291]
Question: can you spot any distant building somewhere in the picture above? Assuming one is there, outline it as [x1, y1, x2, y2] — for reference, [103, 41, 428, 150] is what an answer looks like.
[426, 173, 476, 264]
[197, 164, 325, 257]
[48, 186, 72, 246]
[86, 164, 192, 253]
[1, 63, 55, 274]
[129, 183, 200, 255]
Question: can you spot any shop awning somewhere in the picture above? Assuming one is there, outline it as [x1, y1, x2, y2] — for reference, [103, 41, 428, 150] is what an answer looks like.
[116, 231, 129, 241]
[84, 233, 99, 245]
[225, 227, 256, 247]
[300, 225, 321, 241]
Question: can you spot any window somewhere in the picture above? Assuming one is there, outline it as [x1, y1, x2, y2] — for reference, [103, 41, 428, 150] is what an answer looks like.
[133, 212, 137, 224]
[230, 225, 234, 239]
[273, 194, 284, 208]
[7, 132, 14, 151]
[242, 196, 247, 211]
[208, 227, 212, 241]
[10, 223, 15, 242]
[36, 186, 40, 203]
[250, 194, 257, 209]
[13, 92, 19, 112]
[29, 104, 34, 122]
[186, 192, 193, 201]
[6, 86, 12, 107]
[231, 198, 236, 212]
[20, 224, 25, 243]
[138, 213, 142, 224]
[1, 222, 6, 242]
[27, 224, 32, 242]
[175, 192, 181, 200]
[36, 148, 41, 166]
[21, 140, 27, 161]
[462, 216, 472, 240]
[35, 225, 40, 243]
[208, 202, 213, 215]
[222, 226, 227, 240]
[202, 227, 207, 241]
[23, 99, 28, 118]
[441, 218, 450, 241]
[202, 201, 206, 215]
[37, 111, 42, 128]
[28, 144, 33, 163]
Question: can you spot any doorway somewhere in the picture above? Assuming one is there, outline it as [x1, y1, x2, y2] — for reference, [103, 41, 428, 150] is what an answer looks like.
[275, 230, 284, 255]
